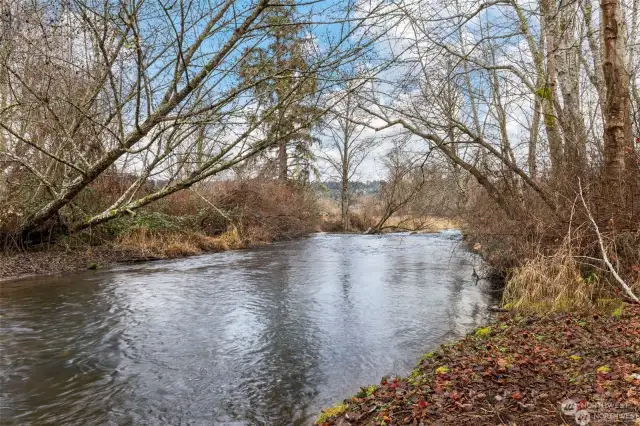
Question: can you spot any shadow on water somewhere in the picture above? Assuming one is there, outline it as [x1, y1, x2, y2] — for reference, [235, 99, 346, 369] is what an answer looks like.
[0, 233, 496, 425]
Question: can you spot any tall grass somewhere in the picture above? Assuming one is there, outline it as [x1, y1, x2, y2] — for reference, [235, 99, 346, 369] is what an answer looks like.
[503, 241, 605, 312]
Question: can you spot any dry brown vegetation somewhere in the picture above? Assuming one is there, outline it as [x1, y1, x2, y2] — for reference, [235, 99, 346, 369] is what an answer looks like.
[317, 193, 459, 234]
[375, 216, 460, 233]
[461, 176, 640, 312]
[317, 197, 376, 232]
[0, 180, 319, 279]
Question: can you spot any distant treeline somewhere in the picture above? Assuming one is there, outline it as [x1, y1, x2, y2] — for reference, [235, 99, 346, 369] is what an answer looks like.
[315, 181, 383, 198]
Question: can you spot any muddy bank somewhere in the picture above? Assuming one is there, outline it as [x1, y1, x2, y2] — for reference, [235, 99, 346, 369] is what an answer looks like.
[316, 304, 640, 425]
[1, 245, 144, 281]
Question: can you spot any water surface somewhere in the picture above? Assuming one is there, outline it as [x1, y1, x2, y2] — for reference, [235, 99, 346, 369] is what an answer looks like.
[1, 233, 492, 425]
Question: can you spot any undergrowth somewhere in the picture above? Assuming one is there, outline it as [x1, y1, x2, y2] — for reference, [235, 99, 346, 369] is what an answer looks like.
[0, 180, 320, 276]
[464, 180, 640, 314]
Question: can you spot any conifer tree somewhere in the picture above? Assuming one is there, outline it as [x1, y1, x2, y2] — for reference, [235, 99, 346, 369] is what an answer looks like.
[240, 0, 319, 182]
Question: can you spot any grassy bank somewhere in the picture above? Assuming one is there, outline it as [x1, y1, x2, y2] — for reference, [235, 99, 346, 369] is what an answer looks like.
[0, 227, 246, 280]
[0, 181, 319, 280]
[316, 304, 640, 425]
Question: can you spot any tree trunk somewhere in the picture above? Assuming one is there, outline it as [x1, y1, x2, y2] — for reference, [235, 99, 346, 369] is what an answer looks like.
[529, 91, 541, 179]
[600, 0, 632, 220]
[341, 143, 350, 231]
[540, 0, 564, 178]
[491, 68, 517, 189]
[278, 138, 288, 182]
[582, 0, 607, 115]
[341, 175, 349, 231]
[556, 0, 587, 180]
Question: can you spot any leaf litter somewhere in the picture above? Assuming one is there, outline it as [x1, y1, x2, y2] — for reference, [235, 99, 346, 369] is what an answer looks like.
[316, 304, 640, 425]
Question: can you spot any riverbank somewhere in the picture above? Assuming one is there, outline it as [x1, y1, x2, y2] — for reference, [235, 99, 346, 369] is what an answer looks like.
[0, 213, 459, 282]
[1, 181, 321, 281]
[0, 229, 248, 281]
[316, 303, 640, 425]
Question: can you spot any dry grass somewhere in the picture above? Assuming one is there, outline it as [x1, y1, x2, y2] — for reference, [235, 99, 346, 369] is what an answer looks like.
[116, 226, 245, 259]
[318, 214, 457, 233]
[317, 197, 458, 233]
[466, 192, 640, 314]
[318, 211, 375, 233]
[502, 239, 612, 313]
[462, 175, 640, 314]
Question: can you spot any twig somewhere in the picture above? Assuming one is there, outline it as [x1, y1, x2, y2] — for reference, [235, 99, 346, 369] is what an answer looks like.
[578, 179, 639, 303]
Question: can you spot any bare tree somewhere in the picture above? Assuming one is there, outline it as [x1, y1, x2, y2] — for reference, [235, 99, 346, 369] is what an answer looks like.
[319, 78, 376, 231]
[0, 0, 391, 241]
[353, 0, 637, 225]
[367, 139, 428, 233]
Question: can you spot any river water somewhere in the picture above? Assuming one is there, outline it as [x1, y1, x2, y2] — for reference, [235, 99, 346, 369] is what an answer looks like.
[0, 233, 493, 425]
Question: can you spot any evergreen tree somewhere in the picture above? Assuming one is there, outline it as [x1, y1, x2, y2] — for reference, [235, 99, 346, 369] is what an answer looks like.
[240, 0, 319, 182]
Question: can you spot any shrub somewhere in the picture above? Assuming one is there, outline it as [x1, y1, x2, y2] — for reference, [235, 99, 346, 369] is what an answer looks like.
[201, 180, 319, 242]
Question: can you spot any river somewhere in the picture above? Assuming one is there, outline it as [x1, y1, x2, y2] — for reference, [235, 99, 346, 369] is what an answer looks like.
[0, 232, 493, 425]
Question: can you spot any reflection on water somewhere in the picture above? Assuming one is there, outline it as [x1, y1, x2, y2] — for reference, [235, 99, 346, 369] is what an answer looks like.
[0, 233, 493, 425]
